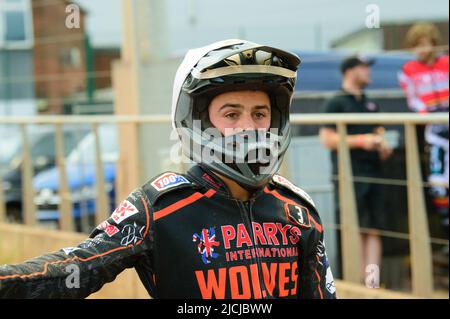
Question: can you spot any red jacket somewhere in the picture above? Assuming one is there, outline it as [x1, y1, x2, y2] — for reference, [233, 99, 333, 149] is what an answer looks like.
[399, 55, 449, 113]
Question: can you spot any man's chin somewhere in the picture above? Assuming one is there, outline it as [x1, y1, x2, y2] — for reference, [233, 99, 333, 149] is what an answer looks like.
[360, 82, 369, 89]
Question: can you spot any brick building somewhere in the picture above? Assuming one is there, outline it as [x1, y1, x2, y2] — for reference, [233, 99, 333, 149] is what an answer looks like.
[93, 46, 120, 90]
[32, 0, 88, 114]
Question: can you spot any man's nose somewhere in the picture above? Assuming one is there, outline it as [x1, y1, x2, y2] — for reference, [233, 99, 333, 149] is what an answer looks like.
[239, 114, 256, 131]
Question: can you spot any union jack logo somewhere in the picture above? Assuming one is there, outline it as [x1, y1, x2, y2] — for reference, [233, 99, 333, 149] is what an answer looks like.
[192, 227, 220, 264]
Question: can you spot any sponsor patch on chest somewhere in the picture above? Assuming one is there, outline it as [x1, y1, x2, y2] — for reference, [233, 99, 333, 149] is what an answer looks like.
[151, 172, 190, 191]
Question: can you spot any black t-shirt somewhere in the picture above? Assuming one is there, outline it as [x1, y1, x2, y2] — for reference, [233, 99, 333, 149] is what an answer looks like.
[322, 89, 382, 176]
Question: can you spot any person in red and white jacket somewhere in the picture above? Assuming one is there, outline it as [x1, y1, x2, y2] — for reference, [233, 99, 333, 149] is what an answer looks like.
[398, 22, 449, 240]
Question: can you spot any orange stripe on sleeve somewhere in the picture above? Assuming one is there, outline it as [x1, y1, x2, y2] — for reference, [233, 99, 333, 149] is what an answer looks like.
[0, 246, 130, 281]
[0, 194, 152, 281]
[315, 255, 324, 299]
[314, 269, 324, 299]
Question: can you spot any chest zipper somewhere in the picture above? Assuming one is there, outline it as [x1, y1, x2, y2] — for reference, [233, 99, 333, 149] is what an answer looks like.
[237, 199, 268, 299]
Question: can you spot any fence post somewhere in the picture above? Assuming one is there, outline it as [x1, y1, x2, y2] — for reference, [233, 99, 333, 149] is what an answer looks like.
[20, 124, 36, 226]
[337, 122, 362, 284]
[93, 123, 109, 226]
[404, 123, 433, 297]
[115, 121, 140, 207]
[0, 169, 6, 223]
[55, 124, 73, 232]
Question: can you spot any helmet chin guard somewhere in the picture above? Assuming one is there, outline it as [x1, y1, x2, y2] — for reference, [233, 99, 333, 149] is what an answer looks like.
[172, 39, 300, 189]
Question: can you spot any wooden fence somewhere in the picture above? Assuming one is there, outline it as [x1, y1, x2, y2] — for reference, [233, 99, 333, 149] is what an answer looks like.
[0, 113, 448, 298]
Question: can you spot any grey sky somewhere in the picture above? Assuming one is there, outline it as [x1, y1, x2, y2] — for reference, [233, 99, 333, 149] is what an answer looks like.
[77, 0, 448, 52]
[75, 0, 122, 48]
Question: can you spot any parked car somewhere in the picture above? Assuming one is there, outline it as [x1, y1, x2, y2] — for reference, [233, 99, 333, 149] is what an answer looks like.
[1, 125, 90, 221]
[33, 124, 118, 232]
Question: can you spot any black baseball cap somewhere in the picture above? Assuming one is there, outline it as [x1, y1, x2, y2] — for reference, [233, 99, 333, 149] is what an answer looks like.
[340, 55, 375, 74]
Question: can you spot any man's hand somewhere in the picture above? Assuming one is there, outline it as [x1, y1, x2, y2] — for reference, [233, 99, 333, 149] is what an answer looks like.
[320, 128, 393, 158]
[373, 127, 393, 161]
[377, 138, 393, 161]
[357, 130, 393, 160]
[358, 134, 383, 151]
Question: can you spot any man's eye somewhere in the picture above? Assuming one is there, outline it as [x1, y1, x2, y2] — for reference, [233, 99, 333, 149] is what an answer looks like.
[225, 113, 238, 119]
[254, 112, 267, 119]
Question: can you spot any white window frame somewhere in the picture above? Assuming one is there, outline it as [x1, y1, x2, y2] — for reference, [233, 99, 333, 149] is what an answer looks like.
[0, 0, 34, 49]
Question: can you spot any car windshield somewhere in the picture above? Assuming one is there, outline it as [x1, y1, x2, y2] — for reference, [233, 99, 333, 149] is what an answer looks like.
[0, 125, 90, 168]
[67, 125, 118, 164]
[0, 132, 21, 165]
[0, 125, 53, 166]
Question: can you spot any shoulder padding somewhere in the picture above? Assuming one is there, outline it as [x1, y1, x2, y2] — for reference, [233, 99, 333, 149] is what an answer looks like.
[141, 171, 196, 205]
[272, 174, 316, 209]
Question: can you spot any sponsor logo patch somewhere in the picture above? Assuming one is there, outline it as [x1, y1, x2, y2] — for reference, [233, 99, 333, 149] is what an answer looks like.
[79, 238, 103, 249]
[326, 266, 336, 294]
[193, 227, 220, 264]
[111, 200, 139, 224]
[97, 221, 120, 237]
[96, 221, 108, 230]
[151, 172, 190, 191]
[62, 247, 80, 255]
[284, 203, 311, 229]
[120, 222, 145, 246]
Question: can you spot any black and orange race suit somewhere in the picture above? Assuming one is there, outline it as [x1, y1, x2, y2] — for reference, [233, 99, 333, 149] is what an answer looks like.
[0, 165, 336, 299]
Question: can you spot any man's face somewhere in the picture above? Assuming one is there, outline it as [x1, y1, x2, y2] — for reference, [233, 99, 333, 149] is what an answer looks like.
[208, 90, 271, 136]
[351, 64, 371, 88]
[415, 36, 435, 62]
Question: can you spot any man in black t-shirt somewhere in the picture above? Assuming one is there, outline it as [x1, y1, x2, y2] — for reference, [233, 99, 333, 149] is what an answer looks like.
[319, 55, 392, 283]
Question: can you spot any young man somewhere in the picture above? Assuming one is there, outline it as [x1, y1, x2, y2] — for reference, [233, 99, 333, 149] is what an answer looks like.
[398, 23, 449, 240]
[319, 56, 392, 282]
[0, 40, 336, 299]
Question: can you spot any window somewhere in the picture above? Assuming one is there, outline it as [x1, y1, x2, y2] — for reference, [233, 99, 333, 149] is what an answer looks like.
[59, 47, 82, 67]
[0, 0, 33, 48]
[5, 11, 26, 41]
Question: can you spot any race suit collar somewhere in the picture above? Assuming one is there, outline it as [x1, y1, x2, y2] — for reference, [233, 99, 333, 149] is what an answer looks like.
[187, 165, 232, 196]
[187, 165, 266, 201]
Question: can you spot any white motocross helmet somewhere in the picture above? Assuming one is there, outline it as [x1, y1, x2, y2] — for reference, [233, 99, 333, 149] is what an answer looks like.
[171, 39, 300, 189]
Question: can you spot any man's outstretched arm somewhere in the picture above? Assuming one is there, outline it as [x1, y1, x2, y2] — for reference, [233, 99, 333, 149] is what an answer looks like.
[0, 188, 153, 299]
